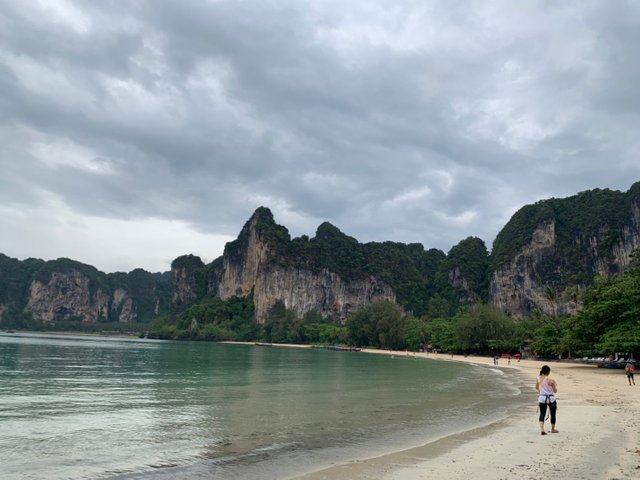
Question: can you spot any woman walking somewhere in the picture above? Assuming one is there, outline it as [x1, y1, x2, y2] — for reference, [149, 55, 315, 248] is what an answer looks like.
[536, 365, 558, 435]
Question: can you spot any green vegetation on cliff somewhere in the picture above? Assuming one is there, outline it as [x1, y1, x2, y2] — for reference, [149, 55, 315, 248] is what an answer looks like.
[107, 269, 172, 322]
[232, 210, 471, 317]
[491, 186, 639, 287]
[0, 254, 43, 318]
[150, 294, 256, 341]
[439, 236, 490, 304]
[3, 181, 639, 360]
[562, 252, 640, 355]
[0, 254, 171, 328]
[223, 207, 291, 262]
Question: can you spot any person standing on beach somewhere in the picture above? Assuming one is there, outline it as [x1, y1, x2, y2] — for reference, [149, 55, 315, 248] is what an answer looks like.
[625, 363, 636, 385]
[536, 365, 558, 435]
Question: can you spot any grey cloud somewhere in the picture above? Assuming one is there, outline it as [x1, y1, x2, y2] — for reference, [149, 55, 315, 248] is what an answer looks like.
[1, 0, 639, 271]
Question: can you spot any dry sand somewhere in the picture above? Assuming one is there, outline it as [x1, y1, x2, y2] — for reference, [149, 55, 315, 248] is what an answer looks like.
[290, 351, 640, 480]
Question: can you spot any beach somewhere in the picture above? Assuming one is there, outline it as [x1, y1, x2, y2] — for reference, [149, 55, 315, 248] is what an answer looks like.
[3, 335, 638, 478]
[290, 351, 640, 480]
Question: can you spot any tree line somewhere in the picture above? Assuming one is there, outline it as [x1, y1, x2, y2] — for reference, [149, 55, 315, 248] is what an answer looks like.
[146, 249, 640, 359]
[7, 250, 638, 360]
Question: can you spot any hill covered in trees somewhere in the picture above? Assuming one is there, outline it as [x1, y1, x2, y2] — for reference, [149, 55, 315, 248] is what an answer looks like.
[1, 182, 639, 358]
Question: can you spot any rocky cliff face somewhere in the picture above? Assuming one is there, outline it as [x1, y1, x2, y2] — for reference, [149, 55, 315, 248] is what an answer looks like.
[227, 263, 395, 323]
[592, 199, 640, 276]
[0, 255, 170, 325]
[25, 271, 111, 323]
[111, 288, 136, 322]
[6, 184, 640, 327]
[490, 221, 568, 317]
[171, 255, 205, 308]
[24, 273, 169, 323]
[491, 186, 640, 317]
[23, 271, 142, 323]
[174, 209, 396, 323]
[217, 213, 271, 300]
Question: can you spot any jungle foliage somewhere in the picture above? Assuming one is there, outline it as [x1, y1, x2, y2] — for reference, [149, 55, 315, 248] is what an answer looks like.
[0, 254, 171, 328]
[491, 186, 639, 286]
[561, 253, 640, 356]
[232, 208, 490, 317]
[528, 250, 640, 358]
[149, 294, 257, 341]
[3, 183, 640, 360]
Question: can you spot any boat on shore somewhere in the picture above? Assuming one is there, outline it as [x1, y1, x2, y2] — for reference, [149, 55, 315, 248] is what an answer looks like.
[254, 342, 273, 347]
[311, 345, 361, 352]
[597, 361, 635, 369]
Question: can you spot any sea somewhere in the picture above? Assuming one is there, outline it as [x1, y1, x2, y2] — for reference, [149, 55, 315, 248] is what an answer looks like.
[0, 333, 528, 479]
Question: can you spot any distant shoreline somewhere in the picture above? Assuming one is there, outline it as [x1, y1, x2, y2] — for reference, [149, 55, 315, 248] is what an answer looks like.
[1, 330, 143, 339]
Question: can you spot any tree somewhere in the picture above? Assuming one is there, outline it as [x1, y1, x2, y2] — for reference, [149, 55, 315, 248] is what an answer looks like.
[453, 304, 518, 354]
[347, 301, 405, 349]
[262, 302, 303, 343]
[302, 322, 348, 344]
[404, 316, 429, 351]
[531, 318, 566, 357]
[427, 294, 450, 318]
[426, 318, 456, 352]
[566, 258, 640, 356]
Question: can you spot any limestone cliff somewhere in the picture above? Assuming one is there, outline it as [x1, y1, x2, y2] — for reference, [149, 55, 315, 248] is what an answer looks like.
[490, 221, 569, 317]
[226, 263, 394, 323]
[490, 184, 640, 317]
[111, 288, 136, 323]
[171, 255, 205, 308]
[216, 211, 272, 300]
[0, 255, 170, 325]
[441, 236, 490, 308]
[174, 208, 397, 323]
[5, 183, 640, 327]
[25, 271, 111, 323]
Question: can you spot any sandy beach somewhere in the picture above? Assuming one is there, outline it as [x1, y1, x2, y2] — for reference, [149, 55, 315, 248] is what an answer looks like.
[288, 350, 640, 480]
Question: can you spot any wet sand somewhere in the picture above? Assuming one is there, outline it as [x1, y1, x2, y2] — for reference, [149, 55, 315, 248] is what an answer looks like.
[290, 351, 640, 480]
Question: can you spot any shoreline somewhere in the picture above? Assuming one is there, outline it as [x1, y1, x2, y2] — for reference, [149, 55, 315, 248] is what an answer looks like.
[6, 335, 639, 477]
[222, 342, 639, 478]
[289, 349, 640, 479]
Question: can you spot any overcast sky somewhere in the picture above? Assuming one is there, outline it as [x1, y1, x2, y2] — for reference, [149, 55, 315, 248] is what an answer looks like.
[1, 0, 639, 273]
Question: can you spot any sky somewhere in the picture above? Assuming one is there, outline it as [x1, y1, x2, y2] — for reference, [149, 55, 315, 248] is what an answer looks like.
[1, 0, 639, 274]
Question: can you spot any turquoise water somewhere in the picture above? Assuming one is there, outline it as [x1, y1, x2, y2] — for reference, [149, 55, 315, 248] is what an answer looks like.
[0, 333, 525, 479]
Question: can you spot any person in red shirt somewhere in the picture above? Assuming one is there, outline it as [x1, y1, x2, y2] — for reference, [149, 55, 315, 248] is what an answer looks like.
[625, 363, 636, 386]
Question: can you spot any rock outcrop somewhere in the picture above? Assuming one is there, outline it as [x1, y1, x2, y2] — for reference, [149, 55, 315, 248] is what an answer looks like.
[224, 263, 394, 323]
[4, 182, 640, 326]
[490, 221, 568, 317]
[25, 271, 110, 323]
[0, 254, 170, 325]
[171, 255, 205, 308]
[111, 288, 136, 323]
[490, 185, 640, 317]
[173, 208, 396, 323]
